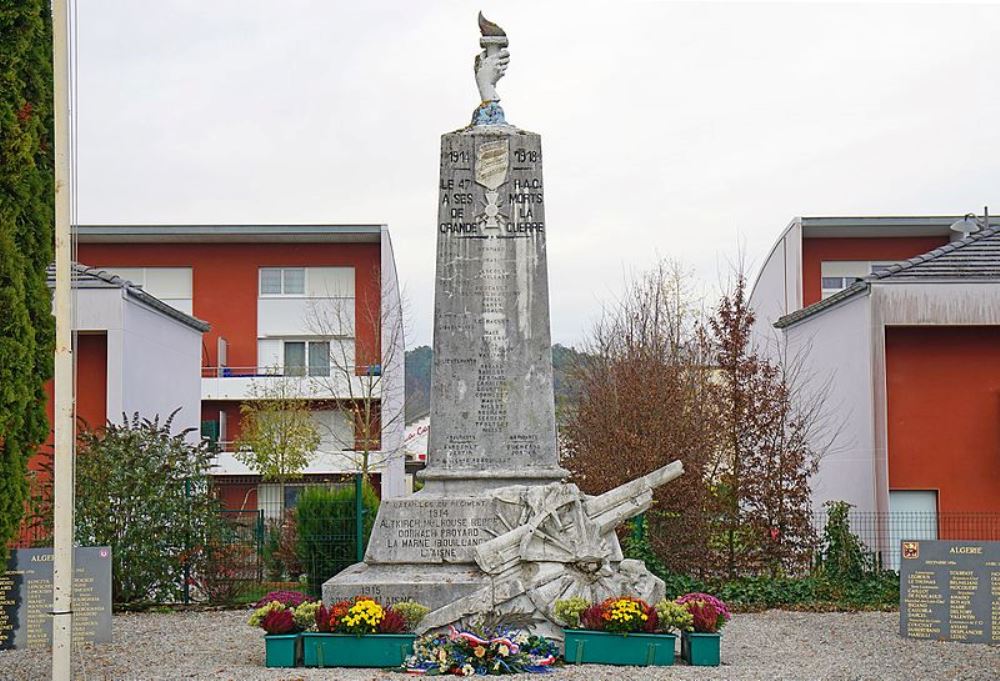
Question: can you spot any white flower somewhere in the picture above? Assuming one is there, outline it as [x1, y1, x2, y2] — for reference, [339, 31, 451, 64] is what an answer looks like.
[461, 663, 475, 676]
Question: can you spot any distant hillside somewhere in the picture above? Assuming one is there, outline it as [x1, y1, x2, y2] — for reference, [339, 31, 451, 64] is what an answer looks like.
[404, 345, 433, 421]
[404, 344, 585, 423]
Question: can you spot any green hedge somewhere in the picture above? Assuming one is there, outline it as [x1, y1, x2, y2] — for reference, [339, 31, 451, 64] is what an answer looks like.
[0, 0, 55, 554]
[296, 482, 379, 597]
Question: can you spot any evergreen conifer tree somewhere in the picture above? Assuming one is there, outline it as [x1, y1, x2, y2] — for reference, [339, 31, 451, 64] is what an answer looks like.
[0, 2, 55, 552]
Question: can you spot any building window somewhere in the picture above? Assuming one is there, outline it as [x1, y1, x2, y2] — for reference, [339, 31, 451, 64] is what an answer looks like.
[283, 340, 330, 376]
[259, 267, 306, 296]
[821, 276, 863, 298]
[820, 260, 898, 299]
[258, 482, 352, 519]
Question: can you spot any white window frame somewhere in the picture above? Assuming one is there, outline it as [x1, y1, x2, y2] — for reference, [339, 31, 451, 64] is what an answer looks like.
[259, 267, 308, 297]
[281, 339, 332, 377]
[820, 260, 900, 299]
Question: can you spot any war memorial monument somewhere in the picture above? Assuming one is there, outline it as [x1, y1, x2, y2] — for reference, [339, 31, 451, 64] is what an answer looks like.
[324, 14, 684, 636]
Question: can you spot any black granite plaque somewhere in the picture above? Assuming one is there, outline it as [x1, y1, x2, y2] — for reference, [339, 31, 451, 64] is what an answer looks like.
[0, 546, 112, 650]
[899, 539, 1000, 644]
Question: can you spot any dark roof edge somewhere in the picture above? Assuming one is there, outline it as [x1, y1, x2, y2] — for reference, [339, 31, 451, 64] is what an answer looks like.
[774, 280, 869, 329]
[774, 224, 1000, 329]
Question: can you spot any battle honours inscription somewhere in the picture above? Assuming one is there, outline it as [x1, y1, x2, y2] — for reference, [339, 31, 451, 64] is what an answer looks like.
[0, 547, 112, 650]
[899, 540, 1000, 644]
[324, 14, 683, 636]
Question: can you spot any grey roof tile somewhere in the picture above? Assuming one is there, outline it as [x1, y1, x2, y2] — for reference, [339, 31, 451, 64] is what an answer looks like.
[46, 263, 210, 332]
[775, 225, 1000, 329]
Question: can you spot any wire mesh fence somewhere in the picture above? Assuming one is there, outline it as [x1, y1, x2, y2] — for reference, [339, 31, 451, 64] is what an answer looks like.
[824, 511, 1000, 571]
[643, 509, 1000, 578]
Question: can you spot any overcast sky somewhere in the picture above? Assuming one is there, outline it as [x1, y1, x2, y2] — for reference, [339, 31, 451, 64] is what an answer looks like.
[75, 1, 1000, 348]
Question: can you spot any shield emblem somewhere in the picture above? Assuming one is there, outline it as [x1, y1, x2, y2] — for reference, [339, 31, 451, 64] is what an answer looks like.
[475, 140, 509, 191]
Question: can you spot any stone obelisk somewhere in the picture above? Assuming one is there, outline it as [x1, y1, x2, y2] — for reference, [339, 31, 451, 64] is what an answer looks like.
[421, 16, 567, 493]
[324, 14, 681, 634]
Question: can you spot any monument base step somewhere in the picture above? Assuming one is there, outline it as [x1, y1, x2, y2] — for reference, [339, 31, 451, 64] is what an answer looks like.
[322, 562, 488, 612]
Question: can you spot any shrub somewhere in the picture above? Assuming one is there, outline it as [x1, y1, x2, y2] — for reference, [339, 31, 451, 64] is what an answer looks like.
[816, 500, 876, 581]
[191, 542, 254, 605]
[378, 608, 407, 633]
[393, 600, 430, 631]
[296, 482, 379, 596]
[292, 600, 321, 631]
[676, 593, 731, 633]
[262, 511, 302, 581]
[261, 608, 296, 635]
[74, 411, 222, 605]
[553, 597, 589, 628]
[249, 597, 320, 634]
[654, 600, 693, 633]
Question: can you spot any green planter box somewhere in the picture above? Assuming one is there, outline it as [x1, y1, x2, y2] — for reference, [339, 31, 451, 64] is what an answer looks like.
[564, 630, 676, 666]
[264, 633, 300, 668]
[301, 632, 416, 668]
[681, 631, 721, 666]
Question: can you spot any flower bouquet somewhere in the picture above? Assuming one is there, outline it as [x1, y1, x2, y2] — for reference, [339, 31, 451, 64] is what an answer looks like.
[247, 591, 318, 668]
[555, 595, 691, 666]
[676, 592, 731, 667]
[301, 596, 429, 668]
[405, 624, 559, 675]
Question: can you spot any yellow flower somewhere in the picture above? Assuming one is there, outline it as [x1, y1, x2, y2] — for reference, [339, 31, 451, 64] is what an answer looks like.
[474, 646, 486, 658]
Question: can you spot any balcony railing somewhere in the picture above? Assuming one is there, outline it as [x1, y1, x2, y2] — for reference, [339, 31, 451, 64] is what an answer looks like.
[200, 366, 381, 401]
[208, 447, 392, 476]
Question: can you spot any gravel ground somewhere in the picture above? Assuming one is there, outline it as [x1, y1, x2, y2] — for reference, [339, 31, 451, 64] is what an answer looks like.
[0, 609, 997, 681]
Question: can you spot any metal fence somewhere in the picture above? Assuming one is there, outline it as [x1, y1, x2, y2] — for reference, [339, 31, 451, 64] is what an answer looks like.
[818, 511, 1000, 571]
[642, 509, 1000, 578]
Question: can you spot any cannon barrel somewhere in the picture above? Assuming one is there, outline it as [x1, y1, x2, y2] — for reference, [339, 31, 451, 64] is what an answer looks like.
[583, 460, 684, 525]
[473, 460, 684, 574]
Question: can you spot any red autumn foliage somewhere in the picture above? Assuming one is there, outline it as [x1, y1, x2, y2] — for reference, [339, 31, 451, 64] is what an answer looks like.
[377, 608, 406, 633]
[261, 608, 295, 635]
[580, 604, 605, 631]
[315, 604, 331, 632]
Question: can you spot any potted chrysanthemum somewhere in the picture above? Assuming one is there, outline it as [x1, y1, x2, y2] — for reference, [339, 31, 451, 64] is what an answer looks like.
[247, 591, 319, 668]
[301, 597, 428, 668]
[676, 592, 731, 666]
[555, 595, 687, 666]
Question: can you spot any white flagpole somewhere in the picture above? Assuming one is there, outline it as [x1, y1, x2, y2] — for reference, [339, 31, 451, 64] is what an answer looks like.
[51, 0, 75, 678]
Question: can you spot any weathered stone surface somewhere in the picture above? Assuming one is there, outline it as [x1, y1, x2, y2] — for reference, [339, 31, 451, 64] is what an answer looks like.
[322, 563, 487, 612]
[422, 126, 568, 492]
[323, 15, 685, 637]
[363, 495, 503, 564]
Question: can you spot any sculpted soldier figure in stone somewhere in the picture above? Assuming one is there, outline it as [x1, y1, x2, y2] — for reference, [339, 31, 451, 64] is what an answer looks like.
[324, 13, 684, 639]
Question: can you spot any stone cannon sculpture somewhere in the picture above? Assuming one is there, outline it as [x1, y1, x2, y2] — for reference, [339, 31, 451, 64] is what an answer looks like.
[416, 461, 684, 633]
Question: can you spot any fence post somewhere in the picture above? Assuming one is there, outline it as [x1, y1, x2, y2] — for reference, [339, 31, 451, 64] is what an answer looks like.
[354, 473, 364, 562]
[183, 479, 191, 605]
[632, 513, 646, 545]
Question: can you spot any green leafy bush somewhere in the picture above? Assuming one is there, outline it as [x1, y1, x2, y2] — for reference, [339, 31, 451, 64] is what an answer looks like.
[624, 505, 899, 611]
[75, 411, 223, 605]
[295, 481, 379, 596]
[553, 597, 589, 628]
[393, 600, 430, 631]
